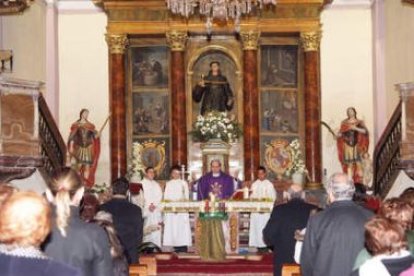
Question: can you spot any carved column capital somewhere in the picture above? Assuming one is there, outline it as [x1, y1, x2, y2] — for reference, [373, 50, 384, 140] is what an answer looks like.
[105, 33, 128, 55]
[240, 30, 260, 51]
[166, 31, 188, 52]
[300, 31, 322, 52]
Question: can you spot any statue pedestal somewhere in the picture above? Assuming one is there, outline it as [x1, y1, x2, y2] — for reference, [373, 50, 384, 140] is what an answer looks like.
[201, 139, 231, 174]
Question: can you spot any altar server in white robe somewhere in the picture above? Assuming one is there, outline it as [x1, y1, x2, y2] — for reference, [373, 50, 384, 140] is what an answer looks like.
[142, 167, 163, 248]
[163, 165, 192, 252]
[249, 166, 277, 250]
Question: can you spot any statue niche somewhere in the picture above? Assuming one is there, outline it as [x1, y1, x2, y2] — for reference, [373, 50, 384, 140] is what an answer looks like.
[187, 47, 243, 178]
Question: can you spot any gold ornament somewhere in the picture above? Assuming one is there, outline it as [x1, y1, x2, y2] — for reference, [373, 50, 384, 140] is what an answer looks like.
[300, 31, 322, 52]
[105, 34, 128, 55]
[166, 31, 188, 52]
[240, 30, 260, 51]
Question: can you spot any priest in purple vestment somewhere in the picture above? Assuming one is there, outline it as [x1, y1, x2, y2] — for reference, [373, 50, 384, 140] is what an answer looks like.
[197, 160, 235, 200]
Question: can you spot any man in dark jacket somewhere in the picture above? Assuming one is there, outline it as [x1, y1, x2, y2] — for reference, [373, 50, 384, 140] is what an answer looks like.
[300, 172, 373, 276]
[263, 184, 318, 276]
[100, 177, 144, 264]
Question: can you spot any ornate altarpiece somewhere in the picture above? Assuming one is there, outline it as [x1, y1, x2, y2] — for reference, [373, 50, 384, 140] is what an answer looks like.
[99, 0, 329, 188]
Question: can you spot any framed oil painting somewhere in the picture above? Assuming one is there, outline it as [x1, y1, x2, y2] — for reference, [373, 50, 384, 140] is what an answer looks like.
[131, 46, 169, 88]
[260, 45, 298, 88]
[261, 91, 298, 133]
[132, 92, 169, 135]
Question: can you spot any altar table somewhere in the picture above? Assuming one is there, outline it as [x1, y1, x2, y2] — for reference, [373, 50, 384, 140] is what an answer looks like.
[161, 200, 274, 254]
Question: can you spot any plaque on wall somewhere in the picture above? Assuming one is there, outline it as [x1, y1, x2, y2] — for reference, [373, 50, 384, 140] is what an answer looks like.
[133, 137, 170, 180]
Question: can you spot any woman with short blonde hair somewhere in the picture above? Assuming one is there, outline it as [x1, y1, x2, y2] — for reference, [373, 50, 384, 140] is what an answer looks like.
[0, 191, 81, 276]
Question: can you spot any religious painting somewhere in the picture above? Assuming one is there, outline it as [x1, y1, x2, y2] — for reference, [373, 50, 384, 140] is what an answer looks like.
[261, 91, 298, 133]
[260, 136, 299, 180]
[134, 138, 170, 180]
[260, 45, 298, 88]
[190, 50, 239, 122]
[131, 46, 169, 87]
[132, 92, 169, 135]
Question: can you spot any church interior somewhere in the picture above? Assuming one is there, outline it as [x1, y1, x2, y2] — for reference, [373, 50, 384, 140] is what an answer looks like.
[1, 0, 414, 275]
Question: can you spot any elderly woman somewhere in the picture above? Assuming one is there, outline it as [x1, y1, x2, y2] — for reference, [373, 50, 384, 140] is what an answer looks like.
[352, 216, 414, 276]
[0, 191, 81, 276]
[354, 198, 414, 269]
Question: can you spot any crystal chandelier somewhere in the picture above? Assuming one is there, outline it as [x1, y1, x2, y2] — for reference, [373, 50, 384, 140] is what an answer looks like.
[166, 0, 276, 34]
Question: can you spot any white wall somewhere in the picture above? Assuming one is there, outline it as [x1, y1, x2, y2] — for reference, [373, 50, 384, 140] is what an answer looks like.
[385, 0, 414, 119]
[320, 7, 374, 181]
[58, 12, 110, 185]
[1, 0, 46, 82]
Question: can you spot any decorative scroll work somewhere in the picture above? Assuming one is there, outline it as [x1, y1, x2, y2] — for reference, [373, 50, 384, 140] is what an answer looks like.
[240, 30, 260, 51]
[166, 31, 188, 52]
[105, 34, 128, 54]
[300, 31, 321, 52]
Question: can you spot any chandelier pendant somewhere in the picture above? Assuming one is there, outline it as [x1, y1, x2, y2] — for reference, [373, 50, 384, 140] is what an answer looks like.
[165, 0, 276, 34]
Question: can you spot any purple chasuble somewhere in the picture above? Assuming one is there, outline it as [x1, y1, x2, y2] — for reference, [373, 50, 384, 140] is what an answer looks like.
[197, 171, 235, 200]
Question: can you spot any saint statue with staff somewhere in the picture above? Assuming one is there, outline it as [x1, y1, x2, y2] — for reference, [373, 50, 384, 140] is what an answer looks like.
[67, 109, 110, 188]
[192, 61, 234, 115]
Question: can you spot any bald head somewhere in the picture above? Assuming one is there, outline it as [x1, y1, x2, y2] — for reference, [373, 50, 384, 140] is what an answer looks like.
[327, 172, 355, 201]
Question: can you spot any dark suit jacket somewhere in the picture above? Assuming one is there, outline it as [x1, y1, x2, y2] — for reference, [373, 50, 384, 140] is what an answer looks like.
[263, 198, 318, 276]
[301, 200, 373, 276]
[43, 206, 113, 276]
[100, 197, 143, 264]
[0, 252, 82, 276]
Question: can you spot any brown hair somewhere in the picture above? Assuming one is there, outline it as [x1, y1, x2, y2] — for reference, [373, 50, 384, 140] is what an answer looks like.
[365, 216, 407, 255]
[400, 188, 414, 207]
[49, 167, 83, 236]
[0, 191, 51, 248]
[93, 211, 124, 259]
[378, 198, 414, 231]
[0, 184, 17, 207]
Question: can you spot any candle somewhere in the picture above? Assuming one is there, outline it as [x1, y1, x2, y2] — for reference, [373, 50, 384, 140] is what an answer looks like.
[243, 186, 249, 200]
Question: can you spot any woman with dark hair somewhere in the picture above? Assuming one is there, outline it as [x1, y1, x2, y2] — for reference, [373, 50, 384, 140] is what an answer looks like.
[352, 217, 414, 276]
[43, 167, 113, 276]
[0, 191, 81, 276]
[92, 211, 128, 276]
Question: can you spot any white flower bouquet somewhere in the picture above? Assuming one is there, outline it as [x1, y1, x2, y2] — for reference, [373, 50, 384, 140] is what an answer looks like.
[127, 142, 146, 180]
[284, 139, 307, 177]
[191, 111, 242, 143]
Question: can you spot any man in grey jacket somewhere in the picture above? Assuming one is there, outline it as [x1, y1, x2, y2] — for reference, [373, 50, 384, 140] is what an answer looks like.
[300, 172, 373, 276]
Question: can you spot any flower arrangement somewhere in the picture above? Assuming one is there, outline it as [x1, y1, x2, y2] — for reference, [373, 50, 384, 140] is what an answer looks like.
[128, 142, 146, 181]
[284, 139, 307, 177]
[90, 182, 110, 194]
[191, 111, 242, 143]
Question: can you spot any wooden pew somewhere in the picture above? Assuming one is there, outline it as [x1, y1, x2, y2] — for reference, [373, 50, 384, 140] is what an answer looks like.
[129, 264, 148, 276]
[282, 264, 301, 276]
[139, 255, 157, 276]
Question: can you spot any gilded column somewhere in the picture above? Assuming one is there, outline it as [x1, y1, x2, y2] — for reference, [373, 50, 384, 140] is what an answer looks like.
[241, 31, 260, 182]
[300, 31, 322, 189]
[167, 30, 188, 167]
[106, 33, 128, 181]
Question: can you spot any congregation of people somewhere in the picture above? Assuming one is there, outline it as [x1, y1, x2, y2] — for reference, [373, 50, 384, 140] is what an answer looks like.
[2, 162, 414, 276]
